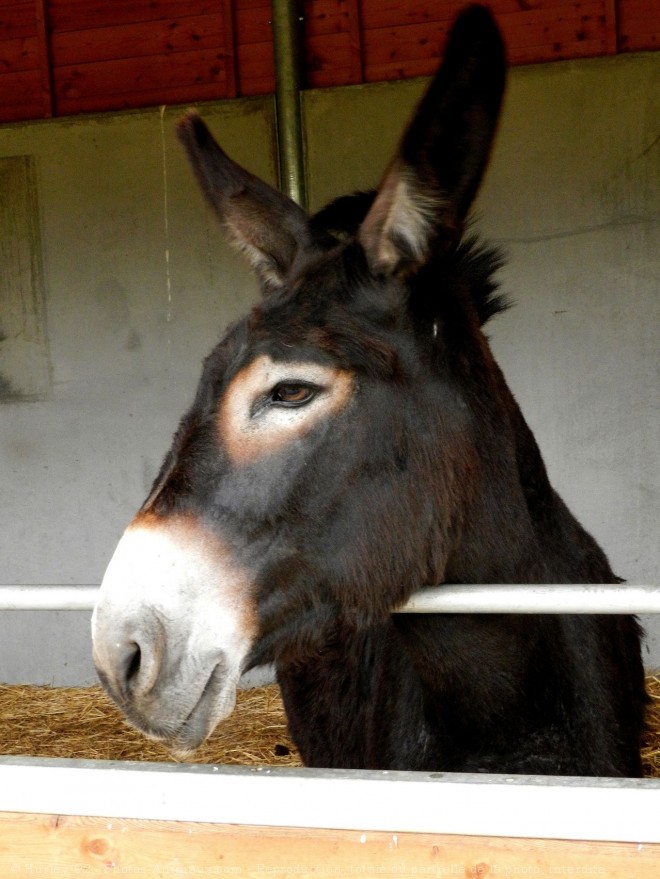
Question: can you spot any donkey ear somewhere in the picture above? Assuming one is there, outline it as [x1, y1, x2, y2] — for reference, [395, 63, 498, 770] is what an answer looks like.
[177, 112, 310, 292]
[359, 5, 506, 277]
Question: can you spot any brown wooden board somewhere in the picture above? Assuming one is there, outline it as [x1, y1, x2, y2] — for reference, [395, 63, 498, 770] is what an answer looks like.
[618, 0, 660, 51]
[1, 812, 660, 878]
[0, 34, 37, 72]
[51, 14, 227, 67]
[46, 0, 219, 34]
[0, 68, 41, 107]
[54, 48, 229, 106]
[0, 0, 36, 41]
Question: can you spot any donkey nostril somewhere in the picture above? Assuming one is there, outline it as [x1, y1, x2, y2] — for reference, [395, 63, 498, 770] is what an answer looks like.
[125, 641, 142, 686]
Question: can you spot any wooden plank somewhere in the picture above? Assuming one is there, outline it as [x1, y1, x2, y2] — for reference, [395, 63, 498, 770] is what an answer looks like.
[54, 47, 229, 101]
[2, 813, 660, 878]
[306, 30, 360, 87]
[508, 37, 612, 64]
[495, 3, 611, 50]
[0, 1, 36, 40]
[617, 0, 660, 51]
[0, 34, 37, 72]
[33, 0, 54, 116]
[360, 0, 605, 31]
[47, 0, 219, 34]
[0, 102, 42, 121]
[0, 67, 41, 104]
[361, 0, 470, 32]
[236, 40, 274, 95]
[51, 14, 225, 66]
[304, 0, 353, 37]
[362, 3, 612, 74]
[362, 20, 449, 72]
[235, 1, 273, 45]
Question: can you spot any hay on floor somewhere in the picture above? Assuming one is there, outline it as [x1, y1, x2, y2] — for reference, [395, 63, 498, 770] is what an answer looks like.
[0, 683, 301, 766]
[0, 675, 659, 776]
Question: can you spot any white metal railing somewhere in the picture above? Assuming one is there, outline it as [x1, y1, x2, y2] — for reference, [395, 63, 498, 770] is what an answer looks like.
[0, 584, 659, 613]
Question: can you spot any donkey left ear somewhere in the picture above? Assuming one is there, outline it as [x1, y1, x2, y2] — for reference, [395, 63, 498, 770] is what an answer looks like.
[359, 5, 506, 277]
[177, 112, 310, 292]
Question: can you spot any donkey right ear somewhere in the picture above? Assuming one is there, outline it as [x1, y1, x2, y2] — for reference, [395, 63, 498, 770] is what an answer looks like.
[359, 5, 506, 278]
[177, 112, 310, 293]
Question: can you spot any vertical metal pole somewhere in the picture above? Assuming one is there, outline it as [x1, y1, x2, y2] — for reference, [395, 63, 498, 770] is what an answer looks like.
[271, 0, 307, 208]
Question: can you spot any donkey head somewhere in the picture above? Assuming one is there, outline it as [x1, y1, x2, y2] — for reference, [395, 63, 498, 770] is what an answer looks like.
[92, 6, 509, 753]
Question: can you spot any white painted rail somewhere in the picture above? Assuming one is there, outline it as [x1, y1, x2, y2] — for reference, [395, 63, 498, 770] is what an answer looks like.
[0, 757, 660, 843]
[398, 583, 660, 614]
[1, 584, 659, 613]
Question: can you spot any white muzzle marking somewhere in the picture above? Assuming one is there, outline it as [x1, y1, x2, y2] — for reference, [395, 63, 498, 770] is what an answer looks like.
[92, 514, 256, 752]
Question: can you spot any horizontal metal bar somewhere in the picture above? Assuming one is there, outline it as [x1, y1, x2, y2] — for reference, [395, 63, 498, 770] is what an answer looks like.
[398, 584, 660, 615]
[0, 584, 659, 613]
[1, 757, 660, 842]
[0, 586, 99, 610]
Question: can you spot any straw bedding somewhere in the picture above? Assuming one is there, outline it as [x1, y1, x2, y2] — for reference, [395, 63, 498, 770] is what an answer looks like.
[1, 675, 659, 775]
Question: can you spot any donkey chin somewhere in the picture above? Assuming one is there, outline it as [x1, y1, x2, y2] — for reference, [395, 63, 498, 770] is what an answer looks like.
[91, 515, 258, 755]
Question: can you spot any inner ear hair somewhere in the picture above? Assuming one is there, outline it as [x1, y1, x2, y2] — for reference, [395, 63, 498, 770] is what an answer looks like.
[359, 165, 452, 277]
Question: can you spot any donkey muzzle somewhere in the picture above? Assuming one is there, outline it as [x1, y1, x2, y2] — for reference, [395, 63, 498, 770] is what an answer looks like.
[91, 515, 257, 752]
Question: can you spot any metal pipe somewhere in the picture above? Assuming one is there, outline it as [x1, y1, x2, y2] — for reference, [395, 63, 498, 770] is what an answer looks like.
[397, 584, 660, 615]
[271, 0, 306, 207]
[0, 587, 99, 611]
[1, 584, 659, 614]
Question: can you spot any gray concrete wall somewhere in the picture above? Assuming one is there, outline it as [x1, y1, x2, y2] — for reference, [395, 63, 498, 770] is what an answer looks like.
[0, 51, 658, 684]
[0, 98, 276, 683]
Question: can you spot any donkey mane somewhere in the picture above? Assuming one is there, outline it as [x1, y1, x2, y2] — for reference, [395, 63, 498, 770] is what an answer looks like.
[311, 191, 509, 328]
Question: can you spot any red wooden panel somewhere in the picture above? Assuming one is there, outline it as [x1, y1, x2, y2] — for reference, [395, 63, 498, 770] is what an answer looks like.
[509, 36, 611, 63]
[235, 40, 274, 95]
[306, 30, 357, 87]
[234, 0, 273, 96]
[304, 0, 364, 84]
[361, 0, 465, 32]
[0, 35, 37, 72]
[47, 0, 218, 34]
[54, 47, 228, 102]
[618, 0, 660, 51]
[0, 1, 36, 40]
[362, 1, 615, 81]
[234, 2, 272, 45]
[0, 100, 43, 121]
[362, 20, 448, 76]
[304, 0, 353, 37]
[497, 3, 613, 52]
[0, 67, 40, 106]
[51, 14, 225, 66]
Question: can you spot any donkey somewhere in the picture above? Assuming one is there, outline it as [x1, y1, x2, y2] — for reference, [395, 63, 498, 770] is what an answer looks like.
[92, 6, 645, 776]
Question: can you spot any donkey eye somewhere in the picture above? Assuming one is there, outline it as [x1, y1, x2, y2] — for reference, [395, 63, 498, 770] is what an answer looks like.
[271, 383, 317, 406]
